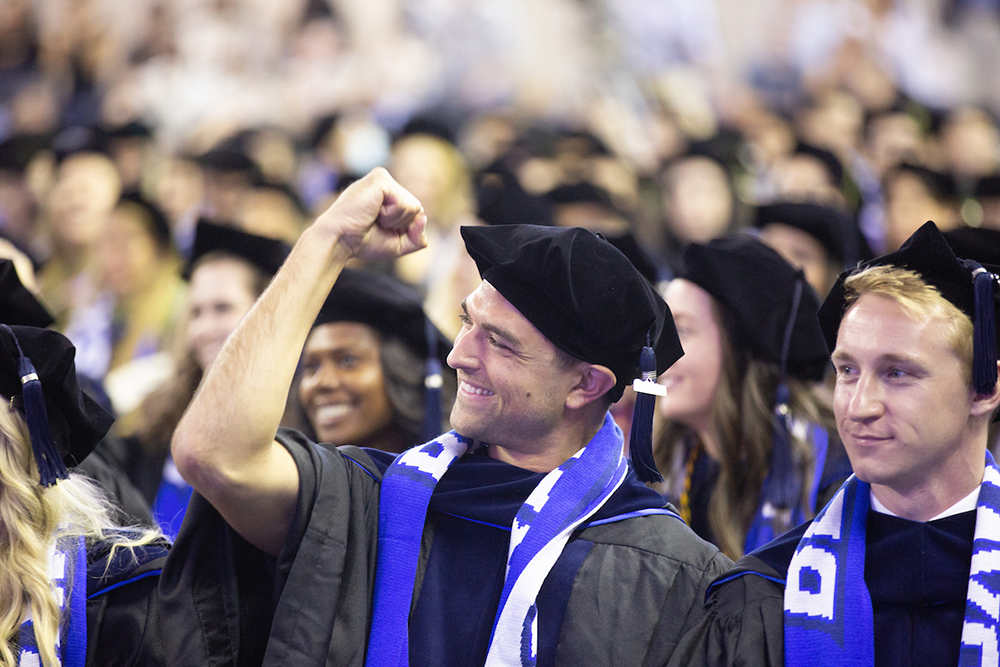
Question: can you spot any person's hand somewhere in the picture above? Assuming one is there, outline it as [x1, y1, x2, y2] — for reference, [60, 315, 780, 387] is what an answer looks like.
[314, 167, 428, 260]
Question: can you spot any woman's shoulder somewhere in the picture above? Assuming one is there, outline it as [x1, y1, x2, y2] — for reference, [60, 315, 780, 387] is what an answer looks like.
[87, 533, 169, 599]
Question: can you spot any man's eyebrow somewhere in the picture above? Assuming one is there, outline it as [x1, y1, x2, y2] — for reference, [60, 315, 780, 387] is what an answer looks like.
[831, 350, 924, 366]
[459, 298, 523, 349]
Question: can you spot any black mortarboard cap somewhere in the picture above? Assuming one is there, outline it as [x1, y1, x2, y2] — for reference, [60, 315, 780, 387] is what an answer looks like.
[545, 181, 616, 208]
[461, 224, 682, 482]
[945, 226, 1000, 267]
[975, 175, 1000, 199]
[104, 120, 153, 140]
[819, 221, 1000, 394]
[753, 201, 854, 265]
[0, 325, 114, 484]
[888, 162, 958, 203]
[194, 143, 259, 176]
[395, 113, 458, 145]
[476, 163, 554, 227]
[793, 141, 844, 187]
[118, 191, 173, 251]
[185, 219, 290, 279]
[544, 182, 661, 283]
[0, 259, 54, 328]
[679, 234, 829, 382]
[315, 268, 449, 363]
[461, 225, 682, 398]
[316, 268, 453, 442]
[0, 133, 50, 175]
[51, 125, 109, 163]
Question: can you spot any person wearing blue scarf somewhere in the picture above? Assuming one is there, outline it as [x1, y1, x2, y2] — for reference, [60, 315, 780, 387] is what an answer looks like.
[163, 167, 731, 666]
[670, 220, 1000, 667]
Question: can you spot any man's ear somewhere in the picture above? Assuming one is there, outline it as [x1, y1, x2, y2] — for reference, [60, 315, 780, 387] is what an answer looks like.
[971, 360, 1000, 418]
[566, 364, 616, 410]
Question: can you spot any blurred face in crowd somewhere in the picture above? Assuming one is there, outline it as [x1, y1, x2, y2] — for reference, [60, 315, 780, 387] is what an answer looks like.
[759, 223, 837, 297]
[941, 108, 1000, 179]
[389, 134, 472, 228]
[864, 112, 923, 178]
[239, 188, 304, 244]
[658, 279, 724, 435]
[48, 153, 121, 254]
[883, 171, 957, 252]
[770, 154, 844, 206]
[187, 258, 259, 371]
[299, 322, 394, 447]
[99, 201, 166, 299]
[552, 202, 629, 235]
[662, 156, 732, 244]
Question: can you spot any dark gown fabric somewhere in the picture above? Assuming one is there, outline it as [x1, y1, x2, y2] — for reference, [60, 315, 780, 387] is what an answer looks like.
[161, 427, 731, 667]
[670, 508, 977, 667]
[85, 538, 169, 666]
[74, 442, 156, 527]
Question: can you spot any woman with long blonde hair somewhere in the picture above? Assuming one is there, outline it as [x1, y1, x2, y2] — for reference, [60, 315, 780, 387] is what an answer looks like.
[0, 324, 166, 666]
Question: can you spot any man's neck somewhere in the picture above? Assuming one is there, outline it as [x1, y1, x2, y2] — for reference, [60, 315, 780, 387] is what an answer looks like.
[869, 455, 986, 522]
[486, 415, 607, 473]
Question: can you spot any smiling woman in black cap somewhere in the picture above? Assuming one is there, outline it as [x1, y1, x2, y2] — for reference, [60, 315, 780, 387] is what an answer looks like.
[290, 267, 456, 454]
[655, 234, 852, 560]
[0, 324, 166, 666]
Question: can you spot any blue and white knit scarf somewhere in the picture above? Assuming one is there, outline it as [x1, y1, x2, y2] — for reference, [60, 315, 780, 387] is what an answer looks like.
[784, 452, 1000, 667]
[365, 412, 629, 667]
[18, 534, 87, 667]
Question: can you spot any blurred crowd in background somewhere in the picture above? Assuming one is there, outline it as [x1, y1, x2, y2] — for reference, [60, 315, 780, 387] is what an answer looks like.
[4, 0, 1000, 447]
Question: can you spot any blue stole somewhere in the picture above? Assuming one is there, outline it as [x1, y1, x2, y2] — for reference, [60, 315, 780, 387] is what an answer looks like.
[18, 534, 88, 667]
[365, 413, 629, 667]
[784, 452, 1000, 667]
[152, 456, 193, 540]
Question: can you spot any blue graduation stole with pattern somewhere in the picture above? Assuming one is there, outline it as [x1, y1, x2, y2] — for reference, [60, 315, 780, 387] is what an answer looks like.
[784, 452, 1000, 667]
[365, 412, 629, 667]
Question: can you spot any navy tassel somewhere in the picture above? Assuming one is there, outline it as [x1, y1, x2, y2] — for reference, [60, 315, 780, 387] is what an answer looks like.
[967, 261, 998, 395]
[423, 318, 443, 442]
[1, 325, 67, 486]
[763, 382, 800, 509]
[629, 339, 664, 484]
[763, 277, 804, 510]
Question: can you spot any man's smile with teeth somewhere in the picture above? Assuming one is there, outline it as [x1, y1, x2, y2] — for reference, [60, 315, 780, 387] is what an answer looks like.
[461, 381, 495, 396]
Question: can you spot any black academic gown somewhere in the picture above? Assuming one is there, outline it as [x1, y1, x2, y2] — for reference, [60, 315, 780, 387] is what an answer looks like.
[669, 508, 977, 667]
[85, 538, 169, 666]
[161, 427, 731, 667]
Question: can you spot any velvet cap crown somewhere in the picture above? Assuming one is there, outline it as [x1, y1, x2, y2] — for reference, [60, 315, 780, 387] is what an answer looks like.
[679, 234, 829, 382]
[0, 259, 54, 328]
[818, 221, 1000, 355]
[753, 201, 853, 265]
[460, 224, 683, 402]
[314, 267, 452, 367]
[0, 326, 114, 466]
[185, 220, 290, 280]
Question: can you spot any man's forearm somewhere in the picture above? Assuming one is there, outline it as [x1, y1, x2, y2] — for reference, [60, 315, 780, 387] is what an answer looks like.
[173, 223, 348, 487]
[169, 168, 426, 553]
